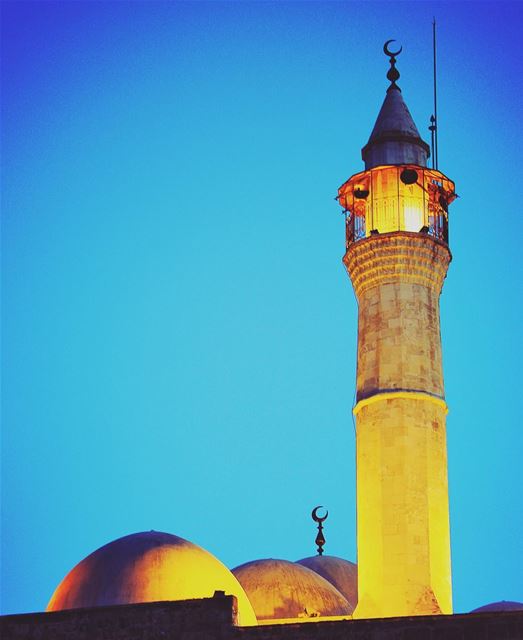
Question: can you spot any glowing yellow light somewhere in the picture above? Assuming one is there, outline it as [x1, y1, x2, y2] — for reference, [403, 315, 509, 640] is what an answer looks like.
[353, 391, 448, 415]
[404, 205, 424, 232]
[338, 165, 455, 246]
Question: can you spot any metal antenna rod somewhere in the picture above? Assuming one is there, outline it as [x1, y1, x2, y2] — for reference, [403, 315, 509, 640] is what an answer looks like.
[432, 18, 439, 169]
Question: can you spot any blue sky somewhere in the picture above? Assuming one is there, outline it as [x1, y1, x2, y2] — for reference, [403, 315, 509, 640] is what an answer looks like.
[2, 0, 522, 616]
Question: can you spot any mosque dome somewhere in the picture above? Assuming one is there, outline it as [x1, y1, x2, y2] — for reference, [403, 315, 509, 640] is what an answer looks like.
[232, 558, 352, 622]
[471, 601, 523, 613]
[46, 531, 257, 626]
[296, 555, 358, 612]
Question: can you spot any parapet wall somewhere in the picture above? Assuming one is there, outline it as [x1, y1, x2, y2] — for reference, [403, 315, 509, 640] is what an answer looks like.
[242, 611, 523, 640]
[0, 594, 238, 640]
[2, 597, 523, 640]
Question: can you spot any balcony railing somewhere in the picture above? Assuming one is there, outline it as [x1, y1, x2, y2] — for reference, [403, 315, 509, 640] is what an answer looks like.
[338, 165, 456, 250]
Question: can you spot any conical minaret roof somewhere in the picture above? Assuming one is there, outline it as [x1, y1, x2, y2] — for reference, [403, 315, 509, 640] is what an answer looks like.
[361, 43, 430, 169]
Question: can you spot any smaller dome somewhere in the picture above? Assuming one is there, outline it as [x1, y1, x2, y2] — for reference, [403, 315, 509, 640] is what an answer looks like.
[232, 558, 351, 622]
[471, 600, 523, 613]
[47, 531, 257, 626]
[296, 555, 357, 612]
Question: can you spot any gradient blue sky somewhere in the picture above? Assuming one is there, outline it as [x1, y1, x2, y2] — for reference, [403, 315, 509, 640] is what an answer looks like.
[2, 0, 522, 616]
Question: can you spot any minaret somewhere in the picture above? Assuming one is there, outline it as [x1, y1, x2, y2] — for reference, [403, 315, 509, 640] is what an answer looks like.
[338, 42, 457, 618]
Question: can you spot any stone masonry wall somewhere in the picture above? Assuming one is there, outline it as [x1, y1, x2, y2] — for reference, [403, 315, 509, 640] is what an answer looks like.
[2, 599, 523, 640]
[0, 595, 238, 640]
[344, 232, 453, 618]
[356, 280, 444, 401]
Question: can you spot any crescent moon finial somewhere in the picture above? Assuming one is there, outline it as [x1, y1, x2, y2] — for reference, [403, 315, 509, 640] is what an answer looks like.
[383, 39, 403, 58]
[383, 39, 402, 89]
[311, 505, 328, 523]
[311, 505, 328, 555]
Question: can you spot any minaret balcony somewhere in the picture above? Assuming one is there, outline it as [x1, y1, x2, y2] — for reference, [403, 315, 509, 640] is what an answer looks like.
[338, 164, 456, 249]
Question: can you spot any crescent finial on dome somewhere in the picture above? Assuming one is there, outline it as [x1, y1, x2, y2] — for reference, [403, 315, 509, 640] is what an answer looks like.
[311, 505, 328, 555]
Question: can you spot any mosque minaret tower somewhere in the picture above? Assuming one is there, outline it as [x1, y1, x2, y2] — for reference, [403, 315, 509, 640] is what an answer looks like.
[337, 41, 457, 619]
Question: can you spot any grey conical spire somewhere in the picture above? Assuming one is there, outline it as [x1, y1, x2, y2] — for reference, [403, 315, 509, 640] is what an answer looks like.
[361, 43, 430, 169]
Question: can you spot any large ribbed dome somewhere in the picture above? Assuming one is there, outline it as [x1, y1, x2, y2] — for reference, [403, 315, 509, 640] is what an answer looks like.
[296, 555, 358, 612]
[232, 558, 351, 621]
[47, 531, 257, 626]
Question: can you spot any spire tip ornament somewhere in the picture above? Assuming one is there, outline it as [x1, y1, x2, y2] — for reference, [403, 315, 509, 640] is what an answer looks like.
[383, 39, 402, 90]
[311, 506, 328, 556]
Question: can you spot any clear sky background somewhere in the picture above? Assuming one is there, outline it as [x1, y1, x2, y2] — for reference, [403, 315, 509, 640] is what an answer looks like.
[2, 0, 522, 616]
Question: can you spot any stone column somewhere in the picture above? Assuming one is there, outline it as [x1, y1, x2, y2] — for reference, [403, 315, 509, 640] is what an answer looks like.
[345, 231, 453, 618]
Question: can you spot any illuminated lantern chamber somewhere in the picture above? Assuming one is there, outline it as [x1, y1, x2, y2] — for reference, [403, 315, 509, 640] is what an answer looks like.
[338, 164, 456, 248]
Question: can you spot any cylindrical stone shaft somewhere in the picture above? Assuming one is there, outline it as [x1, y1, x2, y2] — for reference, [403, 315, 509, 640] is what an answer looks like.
[344, 232, 453, 618]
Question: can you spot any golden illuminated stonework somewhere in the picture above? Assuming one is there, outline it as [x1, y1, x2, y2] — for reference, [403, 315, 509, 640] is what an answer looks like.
[338, 44, 456, 620]
[345, 232, 453, 618]
[343, 232, 451, 298]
